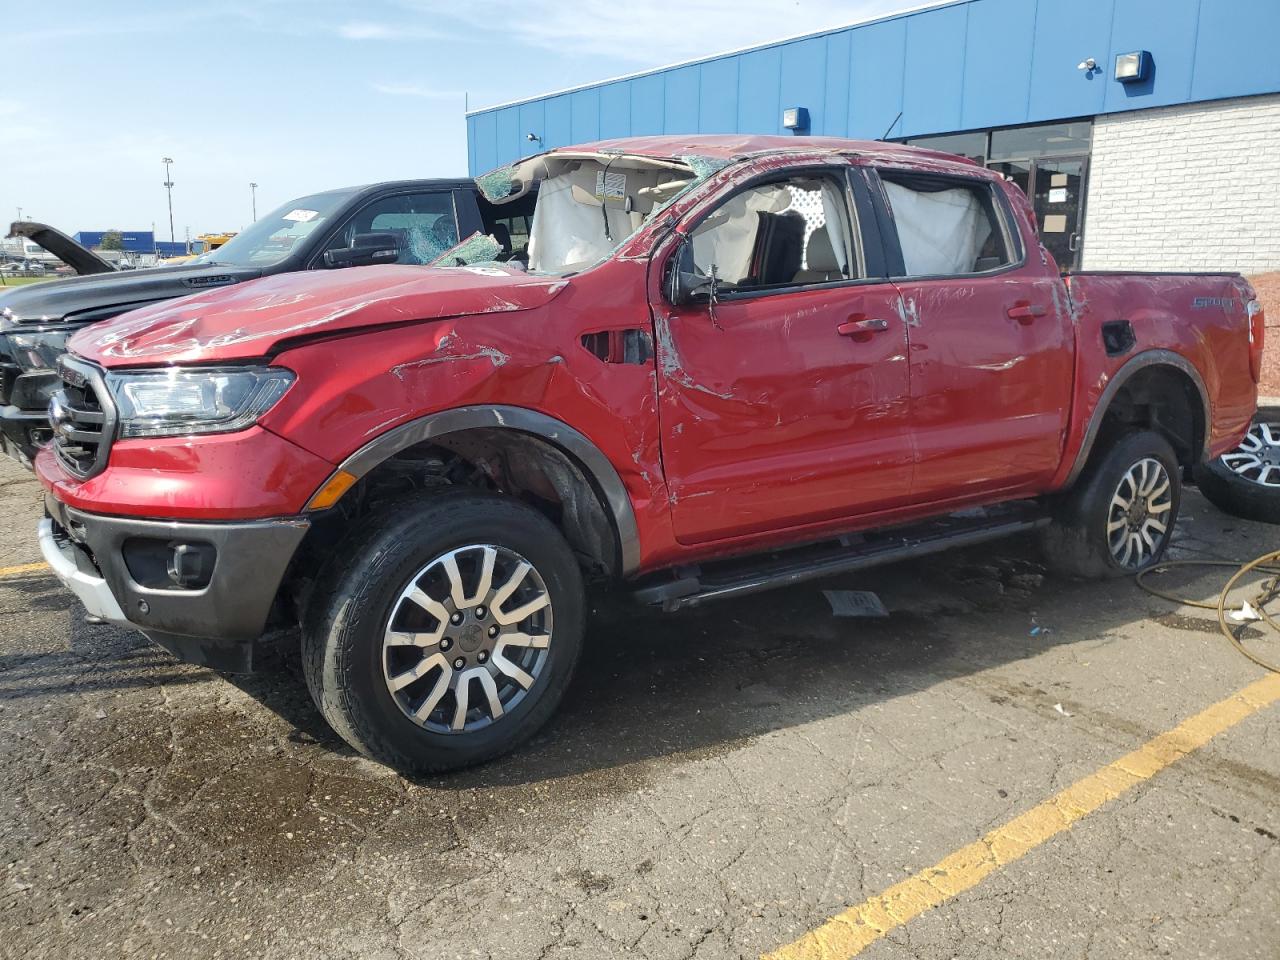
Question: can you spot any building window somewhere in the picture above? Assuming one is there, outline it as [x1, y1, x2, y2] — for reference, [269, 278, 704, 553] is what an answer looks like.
[902, 131, 987, 165]
[987, 160, 1031, 197]
[988, 121, 1092, 161]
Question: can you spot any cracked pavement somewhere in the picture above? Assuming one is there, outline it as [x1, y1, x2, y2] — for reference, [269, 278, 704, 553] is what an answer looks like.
[1, 454, 1278, 959]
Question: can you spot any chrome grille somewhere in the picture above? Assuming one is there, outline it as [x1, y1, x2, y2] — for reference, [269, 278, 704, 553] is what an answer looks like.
[51, 357, 115, 479]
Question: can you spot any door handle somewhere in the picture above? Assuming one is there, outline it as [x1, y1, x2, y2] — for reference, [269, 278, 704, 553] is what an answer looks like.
[1007, 303, 1048, 325]
[837, 317, 890, 338]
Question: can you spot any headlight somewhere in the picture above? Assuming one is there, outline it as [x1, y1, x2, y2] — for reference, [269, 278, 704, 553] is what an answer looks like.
[6, 330, 70, 372]
[106, 366, 294, 439]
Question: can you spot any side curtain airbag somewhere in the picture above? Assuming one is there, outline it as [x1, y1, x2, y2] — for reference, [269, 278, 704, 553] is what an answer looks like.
[883, 181, 991, 276]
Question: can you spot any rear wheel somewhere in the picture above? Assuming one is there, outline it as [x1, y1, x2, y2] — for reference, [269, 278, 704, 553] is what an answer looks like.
[302, 492, 585, 773]
[1193, 408, 1280, 524]
[1041, 430, 1181, 578]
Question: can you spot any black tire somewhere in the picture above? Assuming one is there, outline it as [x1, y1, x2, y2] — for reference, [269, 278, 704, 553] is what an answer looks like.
[302, 491, 585, 773]
[1041, 430, 1181, 579]
[1193, 407, 1280, 524]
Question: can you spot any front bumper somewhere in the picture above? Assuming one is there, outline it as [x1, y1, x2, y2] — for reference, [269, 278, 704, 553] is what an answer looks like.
[40, 496, 310, 671]
[1, 404, 51, 466]
[0, 370, 58, 466]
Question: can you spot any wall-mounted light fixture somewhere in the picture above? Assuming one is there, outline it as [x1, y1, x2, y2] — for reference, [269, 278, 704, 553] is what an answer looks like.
[1076, 57, 1098, 74]
[1114, 51, 1152, 83]
[782, 107, 809, 133]
[526, 132, 541, 143]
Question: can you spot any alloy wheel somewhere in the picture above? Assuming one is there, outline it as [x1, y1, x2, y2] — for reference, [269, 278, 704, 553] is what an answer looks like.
[1220, 422, 1280, 488]
[1107, 457, 1174, 569]
[381, 544, 553, 734]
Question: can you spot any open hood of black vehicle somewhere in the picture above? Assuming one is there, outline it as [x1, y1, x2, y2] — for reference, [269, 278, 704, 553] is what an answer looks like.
[7, 221, 115, 276]
[0, 262, 263, 326]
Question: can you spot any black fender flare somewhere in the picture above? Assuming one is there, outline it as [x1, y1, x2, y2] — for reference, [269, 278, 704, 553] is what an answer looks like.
[1064, 349, 1211, 487]
[317, 405, 641, 576]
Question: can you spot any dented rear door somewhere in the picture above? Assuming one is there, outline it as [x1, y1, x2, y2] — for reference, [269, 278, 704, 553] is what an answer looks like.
[869, 167, 1074, 503]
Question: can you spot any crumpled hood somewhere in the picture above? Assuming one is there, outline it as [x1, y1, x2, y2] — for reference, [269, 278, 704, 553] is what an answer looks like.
[69, 264, 570, 367]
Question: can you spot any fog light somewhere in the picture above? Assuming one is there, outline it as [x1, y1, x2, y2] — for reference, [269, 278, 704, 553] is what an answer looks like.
[167, 542, 216, 589]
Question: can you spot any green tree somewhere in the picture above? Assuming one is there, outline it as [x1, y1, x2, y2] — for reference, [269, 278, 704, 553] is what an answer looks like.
[99, 229, 124, 251]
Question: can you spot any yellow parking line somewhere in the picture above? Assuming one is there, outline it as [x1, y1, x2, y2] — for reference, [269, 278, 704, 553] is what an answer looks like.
[764, 672, 1280, 960]
[0, 561, 49, 579]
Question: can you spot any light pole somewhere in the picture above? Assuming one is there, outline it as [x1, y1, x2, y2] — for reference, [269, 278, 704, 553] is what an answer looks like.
[15, 207, 22, 221]
[250, 182, 258, 221]
[161, 157, 175, 247]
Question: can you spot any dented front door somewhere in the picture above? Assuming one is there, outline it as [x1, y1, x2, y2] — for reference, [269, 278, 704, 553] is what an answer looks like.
[654, 281, 914, 545]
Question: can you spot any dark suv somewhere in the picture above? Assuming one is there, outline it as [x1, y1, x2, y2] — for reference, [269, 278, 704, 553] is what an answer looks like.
[0, 179, 536, 463]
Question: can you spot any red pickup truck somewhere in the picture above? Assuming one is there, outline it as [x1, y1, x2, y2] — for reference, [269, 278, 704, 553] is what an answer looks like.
[35, 136, 1262, 772]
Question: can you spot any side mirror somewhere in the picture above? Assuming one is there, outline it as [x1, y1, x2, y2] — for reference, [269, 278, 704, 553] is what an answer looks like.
[667, 235, 717, 306]
[323, 231, 401, 268]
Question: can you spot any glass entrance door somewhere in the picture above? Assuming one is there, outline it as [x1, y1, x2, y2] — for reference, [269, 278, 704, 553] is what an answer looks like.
[1030, 156, 1088, 272]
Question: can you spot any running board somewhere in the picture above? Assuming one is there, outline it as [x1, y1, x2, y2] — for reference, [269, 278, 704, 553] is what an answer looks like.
[632, 504, 1050, 612]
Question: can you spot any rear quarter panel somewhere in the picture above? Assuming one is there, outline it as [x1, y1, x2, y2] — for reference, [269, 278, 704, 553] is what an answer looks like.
[1056, 272, 1256, 485]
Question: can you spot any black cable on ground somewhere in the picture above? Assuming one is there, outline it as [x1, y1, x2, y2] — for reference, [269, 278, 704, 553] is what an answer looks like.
[1136, 553, 1280, 674]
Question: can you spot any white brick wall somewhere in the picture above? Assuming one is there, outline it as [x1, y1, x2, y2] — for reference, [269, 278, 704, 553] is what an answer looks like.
[1082, 93, 1280, 274]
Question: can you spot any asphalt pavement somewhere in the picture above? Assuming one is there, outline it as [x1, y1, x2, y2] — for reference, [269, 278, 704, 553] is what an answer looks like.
[1, 454, 1278, 960]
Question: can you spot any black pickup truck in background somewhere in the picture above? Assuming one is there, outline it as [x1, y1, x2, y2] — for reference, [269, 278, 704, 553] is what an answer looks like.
[0, 179, 536, 464]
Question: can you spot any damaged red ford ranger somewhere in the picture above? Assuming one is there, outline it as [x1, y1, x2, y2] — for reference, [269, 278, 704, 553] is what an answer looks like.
[35, 136, 1262, 772]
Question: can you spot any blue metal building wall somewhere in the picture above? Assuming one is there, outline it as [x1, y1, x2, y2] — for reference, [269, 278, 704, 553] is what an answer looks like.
[73, 231, 156, 253]
[466, 0, 1280, 173]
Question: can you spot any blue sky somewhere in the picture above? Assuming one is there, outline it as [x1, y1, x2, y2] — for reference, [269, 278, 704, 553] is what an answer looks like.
[1, 0, 911, 239]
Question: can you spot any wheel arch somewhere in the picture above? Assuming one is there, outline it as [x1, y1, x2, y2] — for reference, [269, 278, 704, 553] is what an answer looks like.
[1065, 350, 1211, 487]
[316, 405, 641, 578]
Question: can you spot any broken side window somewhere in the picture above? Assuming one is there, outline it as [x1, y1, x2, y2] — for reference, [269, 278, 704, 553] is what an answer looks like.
[428, 231, 505, 268]
[478, 190, 537, 264]
[879, 173, 1013, 277]
[317, 191, 458, 266]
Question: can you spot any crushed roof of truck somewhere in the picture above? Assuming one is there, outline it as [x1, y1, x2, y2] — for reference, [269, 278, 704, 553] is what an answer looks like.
[539, 134, 981, 168]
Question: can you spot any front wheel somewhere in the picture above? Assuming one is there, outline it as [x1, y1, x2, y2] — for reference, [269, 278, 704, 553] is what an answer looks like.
[1041, 430, 1181, 578]
[302, 492, 585, 773]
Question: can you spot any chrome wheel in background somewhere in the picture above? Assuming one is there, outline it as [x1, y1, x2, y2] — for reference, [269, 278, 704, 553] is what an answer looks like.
[1107, 457, 1174, 569]
[382, 544, 553, 734]
[1220, 421, 1280, 488]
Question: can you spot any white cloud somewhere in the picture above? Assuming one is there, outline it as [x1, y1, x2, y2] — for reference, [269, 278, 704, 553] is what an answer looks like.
[371, 83, 465, 99]
[338, 21, 397, 40]
[336, 19, 443, 40]
[396, 0, 911, 63]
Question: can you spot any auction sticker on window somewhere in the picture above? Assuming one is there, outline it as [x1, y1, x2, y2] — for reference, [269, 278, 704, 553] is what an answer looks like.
[282, 209, 319, 223]
[595, 171, 626, 203]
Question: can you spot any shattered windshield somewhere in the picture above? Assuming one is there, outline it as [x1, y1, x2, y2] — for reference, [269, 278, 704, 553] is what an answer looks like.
[190, 189, 357, 267]
[466, 154, 702, 276]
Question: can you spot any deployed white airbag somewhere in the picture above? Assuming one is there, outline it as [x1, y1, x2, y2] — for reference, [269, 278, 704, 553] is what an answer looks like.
[527, 168, 633, 272]
[690, 184, 791, 284]
[883, 180, 992, 276]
